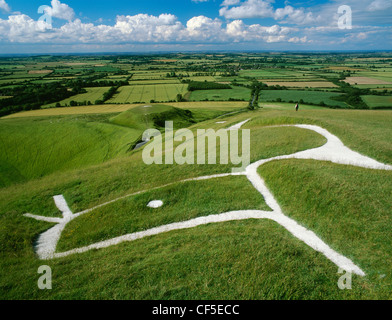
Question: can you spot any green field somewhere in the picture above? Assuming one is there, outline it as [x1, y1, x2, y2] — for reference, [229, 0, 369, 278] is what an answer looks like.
[189, 86, 251, 101]
[239, 69, 319, 80]
[361, 95, 392, 109]
[356, 71, 392, 82]
[131, 72, 170, 80]
[128, 80, 180, 85]
[259, 90, 349, 108]
[0, 114, 141, 187]
[108, 84, 188, 103]
[43, 87, 110, 108]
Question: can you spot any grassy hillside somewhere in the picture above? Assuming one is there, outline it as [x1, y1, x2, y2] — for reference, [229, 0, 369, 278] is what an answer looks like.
[0, 103, 245, 188]
[259, 160, 392, 298]
[0, 114, 141, 188]
[109, 104, 195, 130]
[0, 105, 391, 299]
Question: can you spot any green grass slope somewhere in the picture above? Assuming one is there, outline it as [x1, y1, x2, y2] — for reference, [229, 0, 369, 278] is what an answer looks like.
[0, 107, 391, 299]
[0, 114, 141, 188]
[0, 104, 220, 188]
[109, 104, 195, 130]
[57, 176, 271, 252]
[259, 160, 392, 299]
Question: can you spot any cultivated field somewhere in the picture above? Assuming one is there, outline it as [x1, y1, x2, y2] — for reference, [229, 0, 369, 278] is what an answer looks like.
[344, 77, 392, 85]
[259, 90, 349, 108]
[108, 84, 188, 103]
[263, 81, 338, 88]
[189, 86, 251, 101]
[361, 95, 392, 109]
[43, 87, 110, 108]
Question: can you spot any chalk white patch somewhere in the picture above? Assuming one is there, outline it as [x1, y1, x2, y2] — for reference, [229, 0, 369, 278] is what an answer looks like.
[216, 121, 226, 124]
[53, 195, 73, 218]
[226, 119, 250, 130]
[147, 200, 163, 208]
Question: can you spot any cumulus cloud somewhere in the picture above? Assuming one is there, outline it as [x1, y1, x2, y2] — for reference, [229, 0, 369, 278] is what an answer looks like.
[186, 16, 224, 41]
[0, 11, 300, 45]
[0, 0, 390, 50]
[226, 20, 247, 38]
[219, 0, 321, 25]
[220, 0, 274, 19]
[114, 14, 183, 42]
[0, 14, 58, 43]
[44, 0, 75, 21]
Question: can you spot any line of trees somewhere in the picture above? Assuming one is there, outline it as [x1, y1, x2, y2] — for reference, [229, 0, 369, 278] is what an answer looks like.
[188, 81, 231, 91]
[248, 81, 264, 110]
[0, 83, 76, 117]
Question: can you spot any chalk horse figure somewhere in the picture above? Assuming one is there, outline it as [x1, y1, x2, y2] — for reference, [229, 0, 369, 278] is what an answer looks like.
[25, 123, 392, 277]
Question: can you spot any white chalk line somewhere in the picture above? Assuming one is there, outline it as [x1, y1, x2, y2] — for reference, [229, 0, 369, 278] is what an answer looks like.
[25, 173, 244, 260]
[24, 122, 392, 276]
[226, 119, 251, 130]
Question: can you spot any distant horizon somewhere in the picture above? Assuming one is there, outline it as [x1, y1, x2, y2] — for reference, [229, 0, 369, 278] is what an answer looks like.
[1, 50, 392, 57]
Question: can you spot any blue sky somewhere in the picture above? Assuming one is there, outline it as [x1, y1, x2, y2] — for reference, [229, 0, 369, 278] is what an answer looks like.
[0, 0, 391, 53]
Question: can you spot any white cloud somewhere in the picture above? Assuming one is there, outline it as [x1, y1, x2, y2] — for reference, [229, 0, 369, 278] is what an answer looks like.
[367, 0, 392, 11]
[226, 20, 247, 38]
[288, 36, 308, 43]
[44, 0, 75, 21]
[0, 1, 390, 51]
[0, 0, 10, 13]
[0, 14, 57, 43]
[0, 11, 299, 45]
[219, 0, 321, 25]
[221, 0, 241, 6]
[274, 5, 318, 25]
[113, 14, 184, 42]
[220, 0, 274, 19]
[186, 16, 223, 41]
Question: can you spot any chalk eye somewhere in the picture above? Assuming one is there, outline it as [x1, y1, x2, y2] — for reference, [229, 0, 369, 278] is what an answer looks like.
[147, 200, 164, 208]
